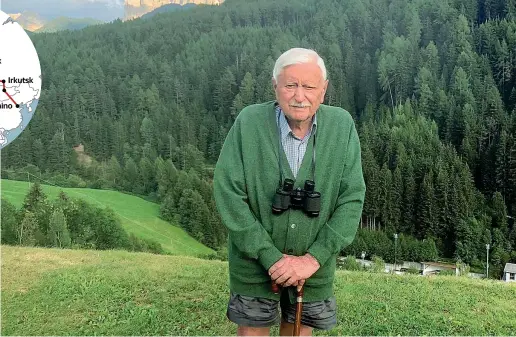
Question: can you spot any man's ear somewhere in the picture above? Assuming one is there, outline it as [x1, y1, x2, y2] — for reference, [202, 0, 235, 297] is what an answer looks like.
[272, 77, 277, 90]
[320, 80, 329, 103]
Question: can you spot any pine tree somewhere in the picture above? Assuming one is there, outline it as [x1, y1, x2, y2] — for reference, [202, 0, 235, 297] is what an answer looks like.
[123, 157, 140, 193]
[178, 189, 211, 245]
[93, 208, 129, 250]
[402, 162, 416, 235]
[495, 130, 508, 197]
[231, 93, 244, 119]
[455, 217, 480, 264]
[1, 199, 19, 245]
[507, 131, 516, 214]
[156, 158, 178, 200]
[32, 139, 46, 171]
[140, 115, 156, 149]
[139, 156, 155, 195]
[48, 127, 69, 173]
[239, 72, 255, 106]
[160, 192, 177, 223]
[214, 67, 237, 120]
[418, 171, 436, 240]
[491, 191, 509, 235]
[391, 166, 403, 232]
[434, 162, 449, 240]
[22, 182, 52, 244]
[361, 141, 381, 228]
[48, 208, 71, 248]
[209, 211, 227, 248]
[444, 173, 466, 256]
[105, 156, 122, 188]
[490, 228, 511, 278]
[379, 164, 393, 232]
[182, 144, 205, 176]
[507, 0, 516, 20]
[18, 211, 38, 246]
[22, 182, 46, 213]
[420, 238, 438, 262]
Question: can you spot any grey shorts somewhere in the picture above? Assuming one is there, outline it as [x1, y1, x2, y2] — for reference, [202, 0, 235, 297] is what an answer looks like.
[226, 290, 337, 330]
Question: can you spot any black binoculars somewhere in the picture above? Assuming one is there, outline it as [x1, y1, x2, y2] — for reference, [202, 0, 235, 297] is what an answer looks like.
[272, 178, 321, 217]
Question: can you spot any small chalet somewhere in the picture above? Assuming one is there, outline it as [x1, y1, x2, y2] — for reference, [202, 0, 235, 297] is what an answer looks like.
[503, 263, 516, 282]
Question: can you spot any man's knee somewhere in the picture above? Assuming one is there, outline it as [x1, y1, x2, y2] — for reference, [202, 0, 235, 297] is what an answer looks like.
[279, 320, 313, 336]
[237, 325, 271, 336]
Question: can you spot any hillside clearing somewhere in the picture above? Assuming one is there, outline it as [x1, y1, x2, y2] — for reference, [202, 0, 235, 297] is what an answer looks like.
[1, 179, 213, 256]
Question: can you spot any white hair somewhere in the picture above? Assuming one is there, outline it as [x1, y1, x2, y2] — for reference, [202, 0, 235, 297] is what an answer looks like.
[272, 48, 327, 82]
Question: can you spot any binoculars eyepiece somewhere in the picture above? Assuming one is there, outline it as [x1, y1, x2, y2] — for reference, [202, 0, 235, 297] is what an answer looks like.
[272, 178, 321, 217]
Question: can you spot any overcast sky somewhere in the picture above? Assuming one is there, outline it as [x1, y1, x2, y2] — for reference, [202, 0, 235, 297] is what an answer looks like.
[1, 0, 124, 21]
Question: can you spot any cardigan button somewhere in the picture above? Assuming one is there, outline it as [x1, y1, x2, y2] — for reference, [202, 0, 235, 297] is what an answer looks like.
[291, 223, 296, 229]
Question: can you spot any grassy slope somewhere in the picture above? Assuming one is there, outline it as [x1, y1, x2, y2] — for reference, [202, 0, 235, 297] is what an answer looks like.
[2, 246, 516, 336]
[0, 179, 213, 256]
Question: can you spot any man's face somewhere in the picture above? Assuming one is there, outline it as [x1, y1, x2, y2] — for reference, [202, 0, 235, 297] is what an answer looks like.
[273, 62, 328, 124]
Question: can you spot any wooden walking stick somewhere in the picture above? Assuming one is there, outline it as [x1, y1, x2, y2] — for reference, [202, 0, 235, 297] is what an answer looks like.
[271, 281, 304, 336]
[293, 284, 304, 336]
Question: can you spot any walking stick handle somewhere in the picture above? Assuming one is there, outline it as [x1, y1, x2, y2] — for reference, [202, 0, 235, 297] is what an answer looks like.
[296, 284, 304, 296]
[271, 281, 280, 294]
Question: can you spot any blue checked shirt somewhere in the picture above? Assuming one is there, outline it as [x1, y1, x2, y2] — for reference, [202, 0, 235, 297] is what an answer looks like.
[275, 104, 317, 178]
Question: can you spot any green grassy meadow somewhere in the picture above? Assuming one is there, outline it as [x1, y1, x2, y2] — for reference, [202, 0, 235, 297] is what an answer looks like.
[2, 246, 516, 336]
[0, 179, 213, 257]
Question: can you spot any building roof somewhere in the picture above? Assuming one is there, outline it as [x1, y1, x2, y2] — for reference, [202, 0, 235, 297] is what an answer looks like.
[504, 263, 516, 273]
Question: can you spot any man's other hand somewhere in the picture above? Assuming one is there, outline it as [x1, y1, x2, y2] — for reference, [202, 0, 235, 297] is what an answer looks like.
[268, 253, 320, 287]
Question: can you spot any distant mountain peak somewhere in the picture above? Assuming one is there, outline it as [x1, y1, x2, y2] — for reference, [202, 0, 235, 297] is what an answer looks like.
[124, 0, 224, 21]
[9, 13, 22, 20]
[8, 11, 105, 33]
[8, 11, 46, 31]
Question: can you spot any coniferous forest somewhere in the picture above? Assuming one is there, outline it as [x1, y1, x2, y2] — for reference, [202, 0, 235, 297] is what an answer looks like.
[1, 0, 516, 278]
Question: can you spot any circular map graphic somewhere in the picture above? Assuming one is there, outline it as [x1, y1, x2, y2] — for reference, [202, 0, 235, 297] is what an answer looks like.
[0, 10, 42, 149]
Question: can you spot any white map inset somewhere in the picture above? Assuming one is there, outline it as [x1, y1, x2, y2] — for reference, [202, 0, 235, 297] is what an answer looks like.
[0, 10, 42, 149]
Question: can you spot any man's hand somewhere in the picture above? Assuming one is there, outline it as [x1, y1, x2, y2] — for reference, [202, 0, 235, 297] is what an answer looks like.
[268, 253, 320, 287]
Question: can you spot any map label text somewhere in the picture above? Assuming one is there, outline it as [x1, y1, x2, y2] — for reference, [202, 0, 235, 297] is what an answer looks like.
[8, 77, 33, 84]
[0, 103, 13, 109]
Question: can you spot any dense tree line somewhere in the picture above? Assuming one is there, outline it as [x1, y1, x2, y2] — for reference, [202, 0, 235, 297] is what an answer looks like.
[1, 182, 165, 254]
[342, 228, 440, 265]
[1, 0, 516, 277]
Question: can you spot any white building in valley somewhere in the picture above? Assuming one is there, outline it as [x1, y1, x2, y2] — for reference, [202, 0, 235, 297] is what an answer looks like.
[503, 263, 516, 282]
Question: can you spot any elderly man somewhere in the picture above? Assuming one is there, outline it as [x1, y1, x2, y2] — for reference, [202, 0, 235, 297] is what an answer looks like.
[213, 47, 365, 336]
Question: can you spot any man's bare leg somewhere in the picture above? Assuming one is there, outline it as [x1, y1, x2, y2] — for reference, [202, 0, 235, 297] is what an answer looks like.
[237, 326, 270, 336]
[279, 320, 313, 336]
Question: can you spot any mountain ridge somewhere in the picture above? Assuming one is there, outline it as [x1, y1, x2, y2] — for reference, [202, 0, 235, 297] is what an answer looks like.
[8, 11, 46, 32]
[35, 16, 104, 33]
[9, 11, 105, 33]
[124, 0, 224, 20]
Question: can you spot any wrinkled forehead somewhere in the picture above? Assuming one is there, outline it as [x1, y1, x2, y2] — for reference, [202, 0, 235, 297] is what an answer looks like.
[278, 62, 325, 83]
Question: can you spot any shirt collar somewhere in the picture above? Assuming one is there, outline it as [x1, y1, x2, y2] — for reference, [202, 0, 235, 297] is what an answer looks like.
[275, 103, 317, 141]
